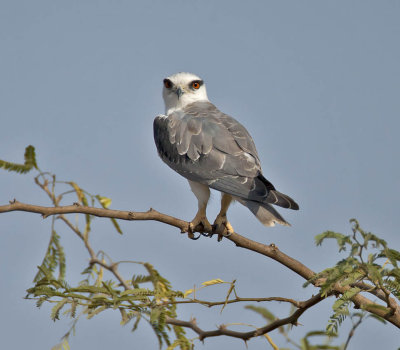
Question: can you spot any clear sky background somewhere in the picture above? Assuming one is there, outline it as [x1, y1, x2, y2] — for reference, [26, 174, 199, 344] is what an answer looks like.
[1, 1, 399, 349]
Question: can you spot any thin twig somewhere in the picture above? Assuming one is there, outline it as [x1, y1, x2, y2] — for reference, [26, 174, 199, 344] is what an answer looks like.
[166, 296, 304, 308]
[343, 314, 365, 350]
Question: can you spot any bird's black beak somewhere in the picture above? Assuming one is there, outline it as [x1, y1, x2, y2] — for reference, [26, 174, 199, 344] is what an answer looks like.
[176, 88, 184, 99]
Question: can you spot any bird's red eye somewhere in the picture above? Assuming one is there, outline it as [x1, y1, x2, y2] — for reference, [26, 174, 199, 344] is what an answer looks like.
[192, 82, 200, 89]
[164, 79, 172, 89]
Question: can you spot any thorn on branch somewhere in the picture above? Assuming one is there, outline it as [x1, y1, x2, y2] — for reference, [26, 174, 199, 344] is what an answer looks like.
[55, 195, 62, 205]
[147, 207, 155, 213]
[269, 243, 278, 251]
[9, 199, 17, 204]
[73, 202, 81, 206]
[128, 212, 135, 219]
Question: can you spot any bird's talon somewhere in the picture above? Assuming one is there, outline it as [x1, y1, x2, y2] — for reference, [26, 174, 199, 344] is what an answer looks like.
[201, 231, 214, 238]
[225, 222, 234, 235]
[213, 215, 234, 240]
[188, 232, 201, 240]
[189, 216, 212, 234]
[224, 231, 233, 237]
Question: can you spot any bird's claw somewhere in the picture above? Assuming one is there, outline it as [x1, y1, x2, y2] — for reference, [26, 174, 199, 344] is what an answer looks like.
[213, 215, 234, 241]
[187, 231, 214, 240]
[188, 216, 212, 234]
[187, 215, 234, 241]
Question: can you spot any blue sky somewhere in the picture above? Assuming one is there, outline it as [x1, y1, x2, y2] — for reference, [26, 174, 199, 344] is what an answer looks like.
[1, 1, 399, 349]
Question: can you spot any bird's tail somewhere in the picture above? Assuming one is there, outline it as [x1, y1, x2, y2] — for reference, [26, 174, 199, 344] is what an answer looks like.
[237, 198, 290, 227]
[257, 174, 299, 210]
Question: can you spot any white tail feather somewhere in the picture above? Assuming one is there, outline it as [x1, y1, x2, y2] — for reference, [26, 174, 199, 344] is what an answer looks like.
[236, 198, 290, 227]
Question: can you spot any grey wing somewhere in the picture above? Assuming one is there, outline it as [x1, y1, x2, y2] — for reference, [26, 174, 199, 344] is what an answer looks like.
[154, 101, 297, 209]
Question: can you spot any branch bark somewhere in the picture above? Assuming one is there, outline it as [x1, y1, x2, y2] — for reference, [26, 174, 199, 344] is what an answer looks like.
[166, 293, 323, 341]
[1, 200, 400, 331]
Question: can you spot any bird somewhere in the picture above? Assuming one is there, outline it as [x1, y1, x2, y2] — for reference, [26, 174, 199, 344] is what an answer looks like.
[153, 72, 298, 238]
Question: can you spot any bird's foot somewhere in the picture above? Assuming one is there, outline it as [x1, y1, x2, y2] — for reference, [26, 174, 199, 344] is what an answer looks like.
[213, 215, 234, 241]
[189, 214, 212, 235]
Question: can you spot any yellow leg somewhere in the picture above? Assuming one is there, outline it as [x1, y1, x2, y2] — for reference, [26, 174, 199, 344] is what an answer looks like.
[189, 204, 212, 233]
[213, 194, 234, 237]
[188, 181, 212, 233]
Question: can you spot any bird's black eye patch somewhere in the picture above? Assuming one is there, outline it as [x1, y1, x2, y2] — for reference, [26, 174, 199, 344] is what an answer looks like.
[190, 80, 203, 90]
[164, 79, 173, 89]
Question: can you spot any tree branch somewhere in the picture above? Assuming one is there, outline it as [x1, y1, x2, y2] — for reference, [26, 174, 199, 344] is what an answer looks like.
[167, 296, 307, 308]
[1, 200, 400, 329]
[1, 199, 190, 231]
[166, 293, 324, 341]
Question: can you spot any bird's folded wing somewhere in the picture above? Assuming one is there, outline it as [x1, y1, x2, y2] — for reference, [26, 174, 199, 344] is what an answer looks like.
[154, 101, 276, 202]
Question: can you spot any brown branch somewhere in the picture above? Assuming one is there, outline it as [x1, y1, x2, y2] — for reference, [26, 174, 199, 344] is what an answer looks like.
[166, 296, 305, 308]
[354, 281, 400, 313]
[1, 200, 400, 330]
[166, 293, 324, 341]
[89, 257, 130, 290]
[227, 231, 400, 327]
[1, 199, 190, 231]
[58, 213, 131, 291]
[343, 314, 365, 350]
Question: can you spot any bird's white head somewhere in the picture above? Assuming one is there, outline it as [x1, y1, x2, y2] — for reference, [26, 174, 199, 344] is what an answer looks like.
[162, 72, 209, 114]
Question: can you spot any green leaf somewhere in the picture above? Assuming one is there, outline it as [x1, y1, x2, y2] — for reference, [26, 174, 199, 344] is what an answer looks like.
[385, 248, 400, 268]
[131, 274, 152, 286]
[201, 278, 226, 286]
[51, 338, 70, 350]
[69, 182, 91, 237]
[221, 280, 236, 313]
[245, 305, 276, 322]
[96, 195, 112, 208]
[366, 264, 384, 286]
[34, 230, 66, 282]
[368, 313, 387, 324]
[119, 308, 129, 325]
[95, 195, 123, 234]
[304, 330, 337, 338]
[0, 145, 38, 174]
[110, 218, 123, 234]
[341, 270, 365, 286]
[51, 299, 68, 321]
[120, 288, 154, 297]
[148, 308, 170, 348]
[333, 288, 360, 311]
[326, 288, 360, 335]
[314, 231, 351, 250]
[150, 307, 162, 324]
[131, 313, 141, 332]
[166, 339, 193, 350]
[86, 305, 108, 319]
[364, 303, 390, 312]
[70, 299, 77, 318]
